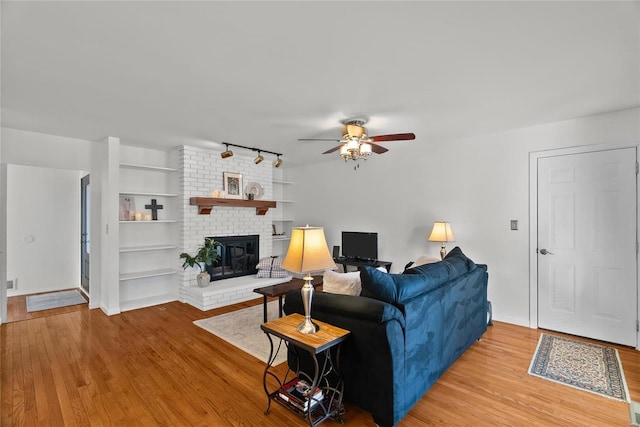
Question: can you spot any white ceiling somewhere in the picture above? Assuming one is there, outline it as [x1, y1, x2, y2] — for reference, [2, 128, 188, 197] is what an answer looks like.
[2, 1, 639, 165]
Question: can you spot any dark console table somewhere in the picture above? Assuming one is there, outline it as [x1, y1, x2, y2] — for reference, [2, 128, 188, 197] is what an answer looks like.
[334, 258, 392, 273]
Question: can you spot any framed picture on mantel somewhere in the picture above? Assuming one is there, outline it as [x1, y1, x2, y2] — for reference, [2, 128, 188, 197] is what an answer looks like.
[223, 172, 243, 199]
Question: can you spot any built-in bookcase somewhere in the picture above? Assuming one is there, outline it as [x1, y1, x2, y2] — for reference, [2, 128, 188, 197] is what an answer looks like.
[271, 169, 294, 257]
[118, 146, 179, 311]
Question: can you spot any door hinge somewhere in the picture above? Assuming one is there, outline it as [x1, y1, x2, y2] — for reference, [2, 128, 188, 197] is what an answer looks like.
[636, 161, 639, 175]
[636, 320, 639, 332]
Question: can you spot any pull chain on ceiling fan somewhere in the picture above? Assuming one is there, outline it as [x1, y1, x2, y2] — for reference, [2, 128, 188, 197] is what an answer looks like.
[298, 118, 416, 163]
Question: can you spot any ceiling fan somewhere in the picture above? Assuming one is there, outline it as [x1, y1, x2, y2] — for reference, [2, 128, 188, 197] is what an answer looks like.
[298, 118, 416, 161]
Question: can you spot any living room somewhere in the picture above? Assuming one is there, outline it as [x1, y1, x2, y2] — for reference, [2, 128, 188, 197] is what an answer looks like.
[1, 1, 639, 426]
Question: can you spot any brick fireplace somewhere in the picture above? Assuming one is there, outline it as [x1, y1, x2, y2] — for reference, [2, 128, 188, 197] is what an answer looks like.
[177, 146, 282, 309]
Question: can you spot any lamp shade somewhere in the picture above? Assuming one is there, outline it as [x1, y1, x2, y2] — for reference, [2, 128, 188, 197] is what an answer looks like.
[428, 221, 455, 243]
[282, 226, 336, 274]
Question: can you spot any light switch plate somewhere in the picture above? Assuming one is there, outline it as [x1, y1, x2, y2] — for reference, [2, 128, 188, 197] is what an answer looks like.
[510, 220, 518, 230]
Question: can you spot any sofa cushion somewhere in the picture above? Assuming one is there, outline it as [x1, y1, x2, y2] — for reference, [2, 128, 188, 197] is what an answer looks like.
[404, 246, 476, 280]
[360, 267, 446, 305]
[361, 247, 478, 305]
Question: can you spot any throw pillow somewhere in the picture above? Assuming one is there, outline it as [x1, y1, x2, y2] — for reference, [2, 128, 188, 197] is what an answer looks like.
[415, 254, 440, 266]
[256, 268, 289, 278]
[322, 270, 362, 296]
[256, 256, 289, 278]
[256, 256, 283, 270]
[404, 254, 440, 270]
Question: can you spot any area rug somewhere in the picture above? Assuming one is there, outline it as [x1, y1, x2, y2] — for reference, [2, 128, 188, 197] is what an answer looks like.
[528, 333, 629, 402]
[194, 301, 287, 366]
[26, 289, 87, 312]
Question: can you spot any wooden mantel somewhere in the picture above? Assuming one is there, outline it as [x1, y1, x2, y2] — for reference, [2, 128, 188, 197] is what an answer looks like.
[190, 197, 277, 215]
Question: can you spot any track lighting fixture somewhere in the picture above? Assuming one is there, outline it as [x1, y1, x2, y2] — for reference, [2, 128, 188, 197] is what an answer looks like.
[220, 144, 233, 159]
[219, 142, 283, 168]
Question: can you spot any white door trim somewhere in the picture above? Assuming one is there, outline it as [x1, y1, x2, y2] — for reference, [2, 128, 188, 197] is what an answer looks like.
[529, 142, 639, 350]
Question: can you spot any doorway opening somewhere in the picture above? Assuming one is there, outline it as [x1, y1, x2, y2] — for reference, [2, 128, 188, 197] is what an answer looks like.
[5, 165, 89, 323]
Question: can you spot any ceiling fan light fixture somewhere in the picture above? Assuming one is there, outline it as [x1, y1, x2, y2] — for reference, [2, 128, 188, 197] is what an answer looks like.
[344, 123, 365, 139]
[359, 143, 372, 156]
[345, 138, 360, 152]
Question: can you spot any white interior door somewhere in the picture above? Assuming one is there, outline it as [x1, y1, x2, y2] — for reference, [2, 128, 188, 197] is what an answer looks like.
[537, 148, 637, 346]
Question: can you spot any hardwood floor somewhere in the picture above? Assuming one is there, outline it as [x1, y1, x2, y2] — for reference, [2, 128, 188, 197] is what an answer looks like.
[1, 298, 638, 426]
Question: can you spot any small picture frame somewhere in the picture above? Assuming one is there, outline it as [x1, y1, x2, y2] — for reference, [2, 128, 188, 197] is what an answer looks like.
[223, 172, 243, 199]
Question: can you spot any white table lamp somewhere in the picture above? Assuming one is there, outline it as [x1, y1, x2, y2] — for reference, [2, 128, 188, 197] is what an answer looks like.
[428, 221, 455, 260]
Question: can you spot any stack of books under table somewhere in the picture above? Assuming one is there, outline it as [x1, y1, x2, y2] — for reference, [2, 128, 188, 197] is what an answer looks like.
[277, 378, 324, 413]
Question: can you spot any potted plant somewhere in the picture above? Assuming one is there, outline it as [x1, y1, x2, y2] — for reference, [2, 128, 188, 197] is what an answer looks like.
[180, 238, 221, 287]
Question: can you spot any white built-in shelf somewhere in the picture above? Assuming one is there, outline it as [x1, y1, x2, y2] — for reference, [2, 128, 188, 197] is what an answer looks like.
[119, 191, 178, 197]
[273, 180, 294, 185]
[119, 220, 178, 223]
[272, 236, 290, 241]
[120, 293, 177, 312]
[120, 163, 178, 173]
[119, 244, 178, 253]
[119, 268, 178, 281]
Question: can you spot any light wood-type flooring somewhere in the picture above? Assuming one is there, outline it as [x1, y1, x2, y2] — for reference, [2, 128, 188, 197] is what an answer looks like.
[1, 296, 638, 426]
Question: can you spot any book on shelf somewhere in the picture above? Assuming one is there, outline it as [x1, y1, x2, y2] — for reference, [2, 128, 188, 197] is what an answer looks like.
[278, 378, 323, 412]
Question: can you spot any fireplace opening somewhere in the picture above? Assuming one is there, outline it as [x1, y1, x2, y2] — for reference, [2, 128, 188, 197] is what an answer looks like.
[205, 235, 259, 281]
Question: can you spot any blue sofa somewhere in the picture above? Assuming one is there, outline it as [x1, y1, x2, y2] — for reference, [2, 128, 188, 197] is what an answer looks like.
[283, 247, 488, 427]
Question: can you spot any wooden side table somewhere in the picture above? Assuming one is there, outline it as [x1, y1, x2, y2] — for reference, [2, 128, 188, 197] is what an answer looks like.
[261, 314, 350, 426]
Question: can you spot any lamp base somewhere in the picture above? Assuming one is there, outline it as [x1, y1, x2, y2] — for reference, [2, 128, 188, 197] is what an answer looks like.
[440, 245, 446, 260]
[297, 318, 319, 334]
[298, 274, 318, 334]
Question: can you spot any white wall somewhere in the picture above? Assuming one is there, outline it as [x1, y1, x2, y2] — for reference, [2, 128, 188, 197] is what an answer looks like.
[7, 165, 82, 294]
[1, 127, 104, 312]
[289, 107, 640, 327]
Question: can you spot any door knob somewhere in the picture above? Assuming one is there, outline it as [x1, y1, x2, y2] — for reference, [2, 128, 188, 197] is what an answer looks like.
[539, 248, 554, 255]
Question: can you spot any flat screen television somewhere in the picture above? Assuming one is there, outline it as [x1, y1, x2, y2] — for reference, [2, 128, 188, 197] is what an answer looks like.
[341, 231, 378, 261]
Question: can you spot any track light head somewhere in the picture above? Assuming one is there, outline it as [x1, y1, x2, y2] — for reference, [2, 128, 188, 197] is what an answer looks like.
[254, 152, 264, 164]
[221, 144, 233, 159]
[274, 156, 283, 168]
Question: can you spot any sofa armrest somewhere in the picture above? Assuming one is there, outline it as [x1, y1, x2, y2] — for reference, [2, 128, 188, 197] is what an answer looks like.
[284, 290, 405, 328]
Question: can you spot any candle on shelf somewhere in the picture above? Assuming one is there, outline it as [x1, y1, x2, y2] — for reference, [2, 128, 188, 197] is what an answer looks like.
[144, 214, 152, 221]
[211, 190, 219, 198]
[134, 212, 142, 221]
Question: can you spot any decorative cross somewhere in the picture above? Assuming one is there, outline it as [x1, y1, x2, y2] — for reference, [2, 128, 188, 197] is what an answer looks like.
[145, 199, 163, 220]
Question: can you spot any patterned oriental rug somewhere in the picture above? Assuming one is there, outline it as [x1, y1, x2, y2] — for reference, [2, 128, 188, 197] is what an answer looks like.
[528, 333, 629, 402]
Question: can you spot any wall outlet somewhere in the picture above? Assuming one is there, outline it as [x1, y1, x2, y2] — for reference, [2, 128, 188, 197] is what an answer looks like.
[510, 220, 518, 231]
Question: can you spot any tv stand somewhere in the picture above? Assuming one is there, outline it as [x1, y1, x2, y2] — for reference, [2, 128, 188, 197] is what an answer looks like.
[334, 257, 392, 273]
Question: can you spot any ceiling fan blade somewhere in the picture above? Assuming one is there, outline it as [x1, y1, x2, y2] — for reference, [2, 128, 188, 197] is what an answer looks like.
[322, 145, 343, 154]
[370, 143, 389, 154]
[298, 138, 341, 142]
[370, 133, 416, 142]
